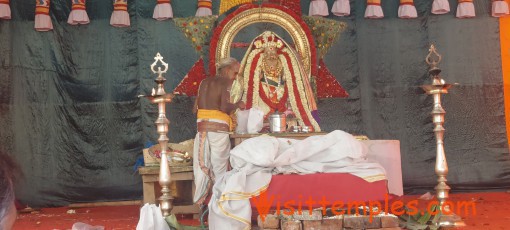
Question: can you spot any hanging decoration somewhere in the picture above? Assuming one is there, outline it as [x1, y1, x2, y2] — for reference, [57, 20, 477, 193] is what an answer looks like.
[456, 0, 475, 18]
[173, 16, 217, 95]
[365, 0, 384, 19]
[309, 0, 329, 16]
[110, 0, 129, 27]
[331, 0, 350, 16]
[303, 16, 348, 98]
[173, 59, 207, 96]
[173, 16, 217, 54]
[35, 0, 53, 31]
[302, 16, 346, 59]
[492, 0, 509, 17]
[196, 0, 212, 17]
[398, 0, 417, 18]
[262, 0, 301, 15]
[68, 0, 89, 25]
[317, 59, 349, 98]
[153, 0, 173, 20]
[0, 0, 10, 20]
[219, 0, 251, 15]
[431, 0, 449, 14]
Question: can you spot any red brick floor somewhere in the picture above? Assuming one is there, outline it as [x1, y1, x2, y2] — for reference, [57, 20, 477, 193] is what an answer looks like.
[11, 192, 510, 230]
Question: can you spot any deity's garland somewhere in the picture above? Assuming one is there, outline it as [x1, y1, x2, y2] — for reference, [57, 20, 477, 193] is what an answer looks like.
[35, 0, 53, 31]
[196, 0, 212, 17]
[0, 0, 10, 20]
[398, 0, 417, 18]
[331, 0, 350, 17]
[365, 0, 384, 19]
[241, 44, 320, 131]
[456, 0, 475, 18]
[492, 0, 509, 17]
[110, 0, 129, 27]
[258, 81, 289, 113]
[68, 0, 89, 25]
[309, 0, 328, 17]
[153, 0, 173, 20]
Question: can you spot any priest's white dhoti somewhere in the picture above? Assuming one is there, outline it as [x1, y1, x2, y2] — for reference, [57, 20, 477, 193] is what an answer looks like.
[208, 130, 387, 230]
[193, 129, 231, 205]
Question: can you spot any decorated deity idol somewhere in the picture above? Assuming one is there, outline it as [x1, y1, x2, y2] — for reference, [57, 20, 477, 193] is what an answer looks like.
[231, 31, 321, 131]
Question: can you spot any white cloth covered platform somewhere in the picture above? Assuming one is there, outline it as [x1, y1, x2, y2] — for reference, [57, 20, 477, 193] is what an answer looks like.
[208, 130, 388, 230]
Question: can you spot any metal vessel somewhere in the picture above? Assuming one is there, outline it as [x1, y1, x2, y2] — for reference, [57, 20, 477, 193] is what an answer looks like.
[268, 112, 286, 133]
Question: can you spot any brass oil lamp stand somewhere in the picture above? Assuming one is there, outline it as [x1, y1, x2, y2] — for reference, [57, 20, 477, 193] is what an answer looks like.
[421, 45, 465, 228]
[139, 53, 175, 216]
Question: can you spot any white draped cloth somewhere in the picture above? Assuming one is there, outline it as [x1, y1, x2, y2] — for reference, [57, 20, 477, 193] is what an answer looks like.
[398, 0, 417, 19]
[0, 0, 10, 20]
[208, 130, 386, 230]
[493, 0, 509, 17]
[331, 0, 350, 16]
[35, 0, 53, 31]
[431, 0, 450, 14]
[153, 0, 173, 21]
[196, 0, 212, 17]
[110, 0, 130, 27]
[456, 0, 475, 18]
[365, 0, 384, 19]
[67, 0, 90, 25]
[309, 0, 329, 16]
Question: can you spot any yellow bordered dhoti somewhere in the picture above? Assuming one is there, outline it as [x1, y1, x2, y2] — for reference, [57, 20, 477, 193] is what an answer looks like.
[193, 109, 232, 205]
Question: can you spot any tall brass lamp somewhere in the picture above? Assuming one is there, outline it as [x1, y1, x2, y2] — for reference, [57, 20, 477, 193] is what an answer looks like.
[421, 45, 465, 228]
[139, 53, 175, 217]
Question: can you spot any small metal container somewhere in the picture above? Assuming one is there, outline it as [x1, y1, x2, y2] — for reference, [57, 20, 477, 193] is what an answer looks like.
[268, 112, 286, 133]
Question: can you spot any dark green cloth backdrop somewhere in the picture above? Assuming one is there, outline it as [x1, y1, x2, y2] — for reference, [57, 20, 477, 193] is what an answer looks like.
[0, 0, 509, 207]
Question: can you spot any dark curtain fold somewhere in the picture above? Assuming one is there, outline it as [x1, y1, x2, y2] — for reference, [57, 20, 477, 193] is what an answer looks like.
[0, 0, 508, 207]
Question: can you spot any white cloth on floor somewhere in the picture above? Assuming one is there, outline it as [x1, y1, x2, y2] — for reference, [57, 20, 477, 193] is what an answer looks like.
[136, 204, 170, 230]
[208, 130, 386, 230]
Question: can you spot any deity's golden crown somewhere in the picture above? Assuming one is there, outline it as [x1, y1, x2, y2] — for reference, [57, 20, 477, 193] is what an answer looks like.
[254, 32, 284, 49]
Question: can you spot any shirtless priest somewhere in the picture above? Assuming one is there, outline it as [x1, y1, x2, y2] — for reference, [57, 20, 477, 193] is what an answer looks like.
[193, 57, 246, 205]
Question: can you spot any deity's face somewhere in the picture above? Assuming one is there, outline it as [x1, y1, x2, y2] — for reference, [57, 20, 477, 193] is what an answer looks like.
[264, 47, 278, 61]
